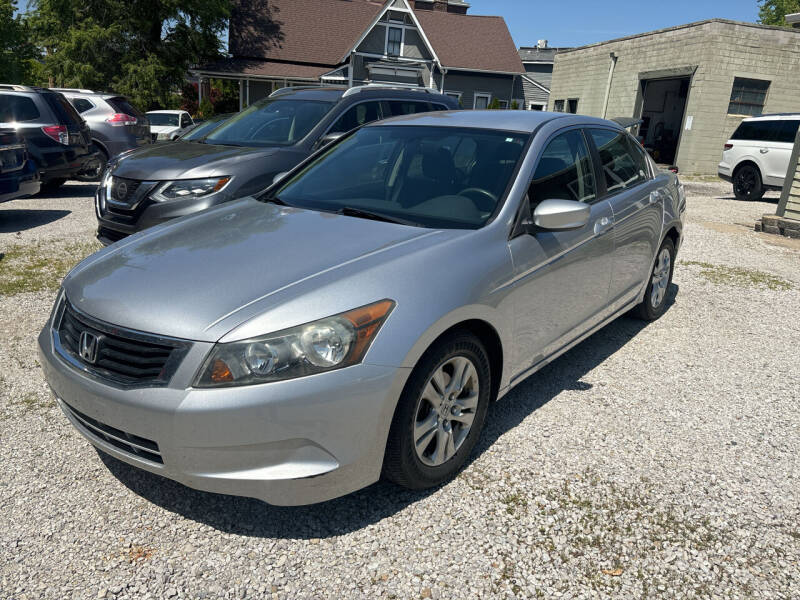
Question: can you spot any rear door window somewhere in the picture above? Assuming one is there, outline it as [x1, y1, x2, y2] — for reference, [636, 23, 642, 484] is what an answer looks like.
[43, 93, 82, 125]
[0, 94, 41, 122]
[776, 120, 800, 144]
[385, 101, 431, 117]
[588, 129, 649, 195]
[731, 120, 780, 142]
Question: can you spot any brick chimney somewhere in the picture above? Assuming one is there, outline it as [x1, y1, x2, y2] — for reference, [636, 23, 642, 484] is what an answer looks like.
[433, 0, 448, 11]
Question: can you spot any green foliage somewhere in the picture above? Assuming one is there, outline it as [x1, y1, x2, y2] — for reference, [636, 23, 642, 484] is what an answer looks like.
[198, 96, 214, 119]
[26, 0, 230, 110]
[488, 98, 501, 110]
[511, 100, 520, 110]
[1, 0, 41, 84]
[758, 0, 800, 25]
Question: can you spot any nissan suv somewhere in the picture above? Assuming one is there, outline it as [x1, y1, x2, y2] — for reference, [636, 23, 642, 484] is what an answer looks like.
[0, 85, 96, 192]
[53, 89, 151, 181]
[95, 86, 459, 244]
[718, 113, 800, 200]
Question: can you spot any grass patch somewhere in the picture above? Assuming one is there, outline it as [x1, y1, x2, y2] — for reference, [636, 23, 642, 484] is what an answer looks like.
[0, 240, 101, 296]
[501, 492, 529, 515]
[682, 261, 792, 291]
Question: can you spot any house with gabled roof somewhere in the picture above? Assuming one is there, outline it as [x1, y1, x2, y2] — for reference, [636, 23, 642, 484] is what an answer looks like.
[192, 0, 525, 110]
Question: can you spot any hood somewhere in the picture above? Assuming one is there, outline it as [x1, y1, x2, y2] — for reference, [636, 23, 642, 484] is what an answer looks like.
[150, 125, 181, 134]
[63, 199, 450, 342]
[111, 141, 280, 180]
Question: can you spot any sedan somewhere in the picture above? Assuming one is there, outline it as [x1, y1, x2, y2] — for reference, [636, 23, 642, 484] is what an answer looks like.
[38, 111, 685, 505]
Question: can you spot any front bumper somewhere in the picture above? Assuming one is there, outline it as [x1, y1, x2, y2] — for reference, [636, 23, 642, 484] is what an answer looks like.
[38, 323, 409, 505]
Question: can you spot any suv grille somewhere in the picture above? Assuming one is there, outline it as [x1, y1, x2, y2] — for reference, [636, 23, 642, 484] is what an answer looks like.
[62, 400, 163, 464]
[55, 299, 190, 387]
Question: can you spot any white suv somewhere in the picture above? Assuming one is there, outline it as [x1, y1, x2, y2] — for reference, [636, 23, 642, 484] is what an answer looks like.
[718, 114, 800, 200]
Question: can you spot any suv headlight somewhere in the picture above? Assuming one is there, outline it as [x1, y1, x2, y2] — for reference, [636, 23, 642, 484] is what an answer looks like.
[151, 177, 231, 202]
[194, 300, 395, 388]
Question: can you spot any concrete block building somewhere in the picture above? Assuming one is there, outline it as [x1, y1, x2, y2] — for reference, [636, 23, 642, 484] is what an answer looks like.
[548, 19, 800, 175]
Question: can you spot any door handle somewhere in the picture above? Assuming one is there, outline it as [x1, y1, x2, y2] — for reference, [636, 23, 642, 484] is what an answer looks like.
[649, 191, 661, 205]
[760, 148, 769, 154]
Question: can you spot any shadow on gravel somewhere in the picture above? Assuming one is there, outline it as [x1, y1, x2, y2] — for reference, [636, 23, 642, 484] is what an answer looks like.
[99, 284, 679, 539]
[35, 183, 98, 200]
[0, 209, 71, 232]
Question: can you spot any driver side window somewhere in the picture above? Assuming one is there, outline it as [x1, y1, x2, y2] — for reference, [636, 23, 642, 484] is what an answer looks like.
[529, 129, 596, 205]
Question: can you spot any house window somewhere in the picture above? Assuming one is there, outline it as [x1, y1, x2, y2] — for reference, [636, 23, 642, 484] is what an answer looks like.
[474, 93, 491, 110]
[529, 103, 545, 111]
[498, 100, 509, 109]
[728, 77, 770, 116]
[567, 98, 579, 114]
[387, 27, 403, 56]
[553, 99, 565, 112]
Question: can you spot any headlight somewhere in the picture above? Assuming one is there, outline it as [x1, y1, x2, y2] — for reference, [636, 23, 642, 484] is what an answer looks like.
[194, 299, 395, 388]
[151, 177, 231, 202]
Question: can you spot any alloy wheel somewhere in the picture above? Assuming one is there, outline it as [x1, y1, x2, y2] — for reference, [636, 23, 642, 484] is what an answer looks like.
[413, 356, 480, 467]
[650, 248, 671, 308]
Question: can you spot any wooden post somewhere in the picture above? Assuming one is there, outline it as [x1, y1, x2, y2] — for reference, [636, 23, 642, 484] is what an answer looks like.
[776, 125, 800, 220]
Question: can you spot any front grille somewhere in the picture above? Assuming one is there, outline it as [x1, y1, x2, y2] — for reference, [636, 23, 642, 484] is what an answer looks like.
[55, 300, 190, 387]
[62, 400, 163, 464]
[109, 176, 142, 205]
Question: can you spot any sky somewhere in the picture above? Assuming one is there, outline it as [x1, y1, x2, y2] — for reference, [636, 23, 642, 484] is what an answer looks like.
[467, 0, 761, 48]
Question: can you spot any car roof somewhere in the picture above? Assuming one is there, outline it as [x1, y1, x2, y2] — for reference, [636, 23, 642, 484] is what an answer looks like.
[269, 85, 457, 104]
[744, 113, 800, 121]
[365, 110, 621, 134]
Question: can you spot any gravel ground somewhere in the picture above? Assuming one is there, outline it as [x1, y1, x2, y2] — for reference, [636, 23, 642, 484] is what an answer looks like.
[1, 181, 799, 599]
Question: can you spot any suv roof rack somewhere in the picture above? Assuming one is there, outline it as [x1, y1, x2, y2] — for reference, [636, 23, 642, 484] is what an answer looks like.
[50, 87, 97, 94]
[342, 84, 442, 98]
[269, 85, 341, 98]
[0, 84, 41, 92]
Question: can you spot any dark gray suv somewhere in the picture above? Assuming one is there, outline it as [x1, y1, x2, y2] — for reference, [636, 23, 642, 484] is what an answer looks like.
[53, 89, 151, 181]
[95, 86, 459, 244]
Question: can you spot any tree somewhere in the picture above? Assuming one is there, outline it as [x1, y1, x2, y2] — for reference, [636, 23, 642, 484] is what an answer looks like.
[758, 0, 800, 26]
[0, 0, 40, 84]
[487, 98, 501, 110]
[27, 0, 230, 110]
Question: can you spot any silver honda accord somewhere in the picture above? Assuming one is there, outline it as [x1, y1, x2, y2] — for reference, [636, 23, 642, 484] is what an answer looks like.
[38, 111, 685, 505]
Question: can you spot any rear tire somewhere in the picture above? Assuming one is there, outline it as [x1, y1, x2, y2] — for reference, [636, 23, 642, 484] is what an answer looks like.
[732, 164, 764, 201]
[76, 146, 108, 182]
[633, 238, 675, 322]
[383, 331, 491, 490]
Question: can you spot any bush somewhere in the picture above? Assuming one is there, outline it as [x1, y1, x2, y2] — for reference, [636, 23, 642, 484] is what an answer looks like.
[198, 97, 214, 119]
[488, 98, 501, 110]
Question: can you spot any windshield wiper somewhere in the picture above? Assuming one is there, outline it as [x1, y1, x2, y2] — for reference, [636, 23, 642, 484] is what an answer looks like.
[338, 206, 421, 227]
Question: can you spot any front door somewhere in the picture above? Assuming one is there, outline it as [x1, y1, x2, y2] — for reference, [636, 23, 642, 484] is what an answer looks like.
[586, 128, 664, 305]
[508, 128, 615, 377]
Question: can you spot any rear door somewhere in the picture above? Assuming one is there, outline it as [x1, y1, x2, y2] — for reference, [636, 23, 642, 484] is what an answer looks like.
[763, 119, 800, 186]
[587, 128, 663, 306]
[42, 92, 90, 149]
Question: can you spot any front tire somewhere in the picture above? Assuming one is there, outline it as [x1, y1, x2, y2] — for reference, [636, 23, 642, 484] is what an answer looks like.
[733, 164, 764, 201]
[634, 238, 676, 321]
[383, 331, 491, 490]
[76, 146, 108, 182]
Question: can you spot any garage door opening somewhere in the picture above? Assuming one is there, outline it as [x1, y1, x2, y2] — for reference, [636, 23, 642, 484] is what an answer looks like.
[638, 77, 690, 166]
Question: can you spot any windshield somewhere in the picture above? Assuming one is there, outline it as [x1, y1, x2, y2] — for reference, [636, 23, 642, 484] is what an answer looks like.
[204, 98, 334, 147]
[182, 114, 231, 140]
[273, 126, 529, 229]
[147, 113, 180, 126]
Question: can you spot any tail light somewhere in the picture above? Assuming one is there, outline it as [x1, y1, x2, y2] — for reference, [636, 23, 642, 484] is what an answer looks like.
[42, 125, 69, 145]
[724, 143, 733, 151]
[106, 113, 138, 127]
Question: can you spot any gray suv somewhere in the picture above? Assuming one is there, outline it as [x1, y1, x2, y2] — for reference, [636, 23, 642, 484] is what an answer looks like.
[53, 89, 151, 181]
[94, 86, 459, 244]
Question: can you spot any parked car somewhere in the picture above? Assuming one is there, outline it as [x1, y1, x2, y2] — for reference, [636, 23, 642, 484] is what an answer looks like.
[718, 113, 800, 200]
[175, 112, 234, 141]
[0, 127, 40, 202]
[0, 85, 97, 192]
[52, 89, 151, 181]
[39, 111, 685, 506]
[146, 110, 193, 142]
[95, 86, 459, 244]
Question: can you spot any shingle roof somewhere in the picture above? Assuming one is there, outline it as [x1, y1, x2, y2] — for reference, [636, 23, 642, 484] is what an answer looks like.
[194, 58, 331, 80]
[414, 11, 524, 73]
[229, 0, 384, 66]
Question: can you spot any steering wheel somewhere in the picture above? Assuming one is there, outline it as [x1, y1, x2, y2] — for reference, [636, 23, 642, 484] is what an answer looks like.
[458, 187, 498, 212]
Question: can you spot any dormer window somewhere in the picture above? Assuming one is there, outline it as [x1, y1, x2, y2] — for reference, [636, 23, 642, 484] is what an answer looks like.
[387, 27, 403, 56]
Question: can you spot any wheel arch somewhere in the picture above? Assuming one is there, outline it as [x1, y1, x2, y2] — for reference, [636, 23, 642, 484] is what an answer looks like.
[90, 138, 110, 158]
[732, 158, 762, 179]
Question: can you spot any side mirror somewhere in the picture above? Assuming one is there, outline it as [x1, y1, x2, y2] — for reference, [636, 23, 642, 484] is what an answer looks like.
[273, 172, 289, 185]
[533, 199, 591, 231]
[318, 132, 344, 148]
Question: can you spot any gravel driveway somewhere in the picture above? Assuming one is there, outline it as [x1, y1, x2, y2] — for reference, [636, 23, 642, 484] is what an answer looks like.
[1, 181, 798, 599]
